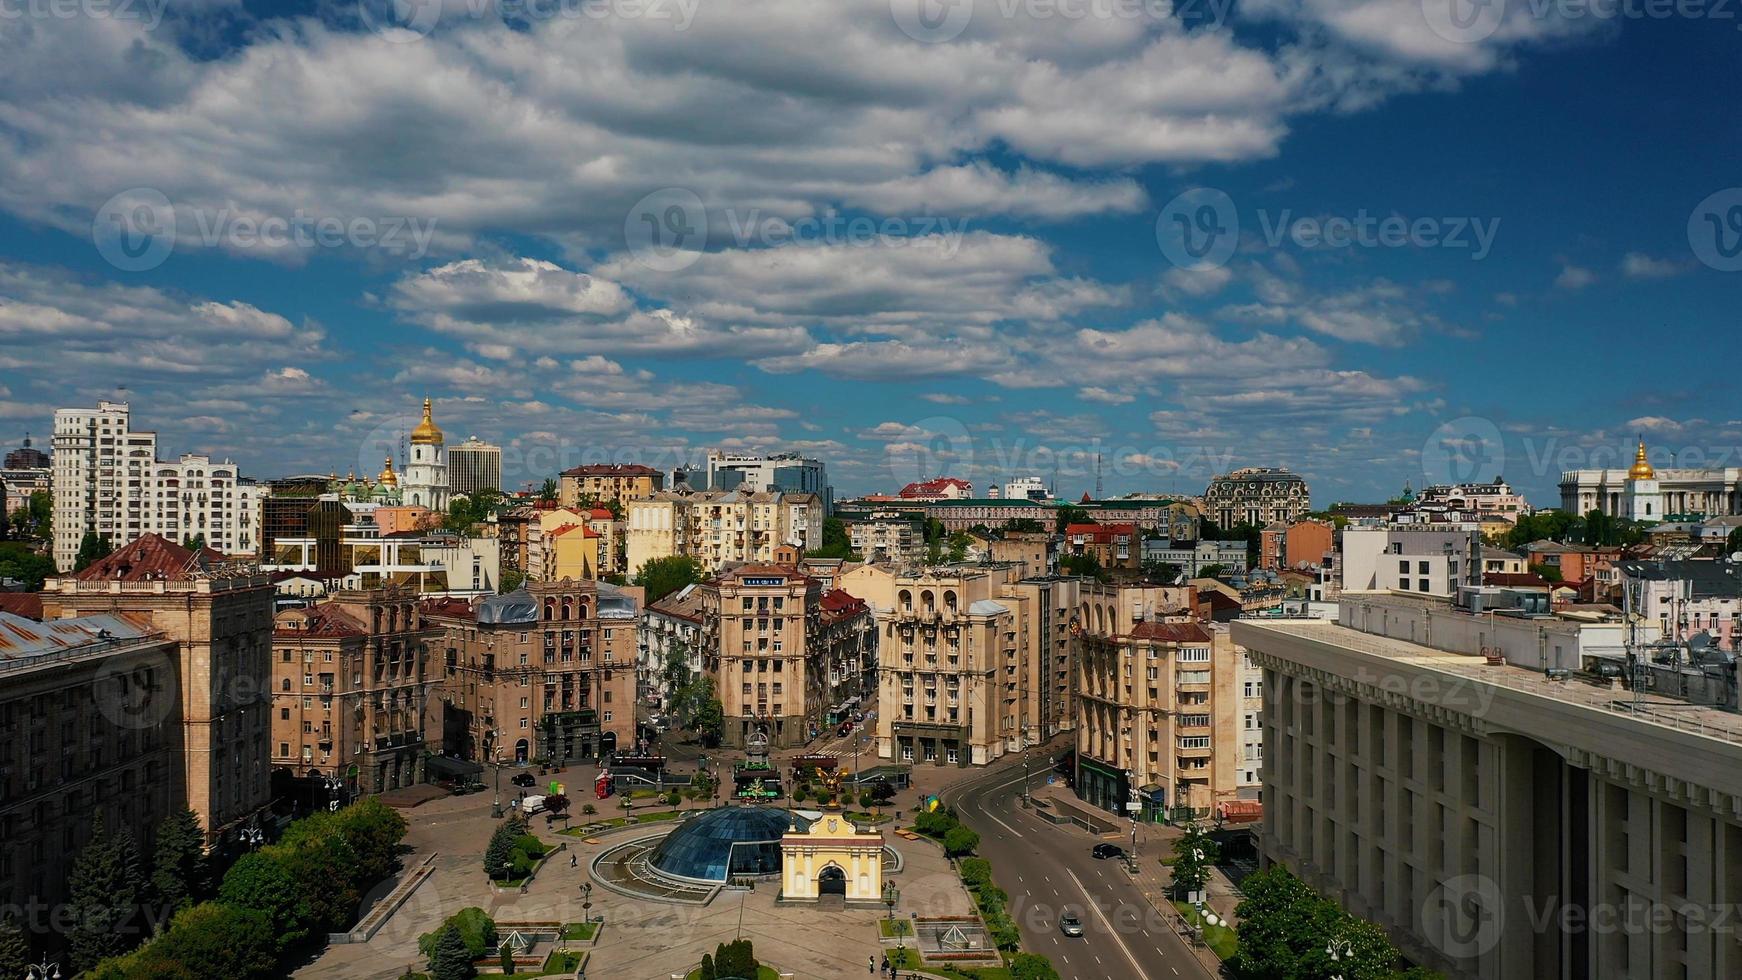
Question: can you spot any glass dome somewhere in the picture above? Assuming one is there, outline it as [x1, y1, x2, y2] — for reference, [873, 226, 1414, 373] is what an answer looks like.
[648, 806, 811, 883]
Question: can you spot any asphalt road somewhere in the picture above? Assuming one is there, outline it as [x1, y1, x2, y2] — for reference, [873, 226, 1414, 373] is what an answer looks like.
[945, 761, 1217, 980]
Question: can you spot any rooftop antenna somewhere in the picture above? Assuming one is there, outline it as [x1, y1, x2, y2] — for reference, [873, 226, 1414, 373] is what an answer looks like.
[1095, 452, 1104, 499]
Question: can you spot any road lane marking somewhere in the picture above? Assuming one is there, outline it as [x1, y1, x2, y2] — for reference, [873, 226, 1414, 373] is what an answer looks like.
[1066, 867, 1150, 980]
[981, 806, 1023, 839]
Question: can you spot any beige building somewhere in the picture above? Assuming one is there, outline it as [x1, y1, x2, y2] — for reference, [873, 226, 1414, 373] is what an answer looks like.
[42, 534, 275, 848]
[1234, 616, 1742, 980]
[780, 811, 885, 904]
[559, 463, 664, 510]
[626, 490, 825, 577]
[698, 564, 871, 749]
[1072, 586, 1261, 821]
[844, 564, 1085, 768]
[424, 580, 638, 765]
[270, 586, 435, 795]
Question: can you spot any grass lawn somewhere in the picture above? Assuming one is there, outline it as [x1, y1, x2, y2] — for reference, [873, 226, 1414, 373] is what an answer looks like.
[843, 810, 893, 824]
[684, 966, 779, 980]
[878, 918, 912, 938]
[1174, 901, 1238, 960]
[527, 950, 586, 976]
[886, 947, 1011, 980]
[559, 809, 686, 835]
[562, 921, 598, 941]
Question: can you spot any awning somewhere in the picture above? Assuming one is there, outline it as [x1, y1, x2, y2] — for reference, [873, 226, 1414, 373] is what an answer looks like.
[1216, 800, 1263, 823]
[428, 755, 483, 779]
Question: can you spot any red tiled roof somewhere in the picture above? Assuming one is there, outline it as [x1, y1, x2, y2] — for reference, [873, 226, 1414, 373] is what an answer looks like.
[73, 534, 222, 582]
[1217, 800, 1263, 823]
[587, 508, 615, 520]
[1126, 621, 1212, 643]
[898, 477, 972, 498]
[273, 603, 366, 638]
[548, 523, 598, 539]
[0, 593, 44, 621]
[420, 596, 476, 620]
[1485, 572, 1551, 587]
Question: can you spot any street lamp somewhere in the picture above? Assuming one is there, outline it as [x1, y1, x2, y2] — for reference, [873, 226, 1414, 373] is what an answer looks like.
[580, 882, 593, 922]
[240, 825, 264, 850]
[27, 959, 61, 980]
[1326, 936, 1353, 980]
[487, 728, 505, 819]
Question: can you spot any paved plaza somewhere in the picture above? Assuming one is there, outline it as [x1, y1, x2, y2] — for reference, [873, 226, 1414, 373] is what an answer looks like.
[296, 771, 977, 980]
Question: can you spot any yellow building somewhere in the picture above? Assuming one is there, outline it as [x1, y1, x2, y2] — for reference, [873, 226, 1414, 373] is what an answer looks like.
[547, 523, 600, 581]
[780, 811, 884, 904]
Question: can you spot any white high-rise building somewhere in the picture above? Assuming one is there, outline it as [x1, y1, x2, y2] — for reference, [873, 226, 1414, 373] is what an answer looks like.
[52, 401, 262, 571]
[449, 436, 502, 497]
[1003, 475, 1052, 501]
[402, 398, 450, 512]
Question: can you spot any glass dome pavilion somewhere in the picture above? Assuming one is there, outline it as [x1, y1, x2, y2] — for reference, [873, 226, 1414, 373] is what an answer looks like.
[647, 806, 812, 883]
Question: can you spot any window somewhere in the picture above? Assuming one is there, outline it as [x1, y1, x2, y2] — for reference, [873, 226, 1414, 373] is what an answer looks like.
[519, 719, 528, 729]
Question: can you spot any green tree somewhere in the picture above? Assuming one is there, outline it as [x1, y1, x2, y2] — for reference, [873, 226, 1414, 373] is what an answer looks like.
[444, 489, 504, 533]
[1529, 563, 1563, 583]
[149, 808, 209, 922]
[1054, 505, 1090, 532]
[1230, 865, 1323, 980]
[1730, 526, 1742, 555]
[484, 820, 523, 881]
[499, 568, 527, 593]
[943, 826, 980, 858]
[218, 850, 311, 951]
[945, 530, 971, 563]
[698, 953, 716, 980]
[419, 907, 496, 962]
[1198, 563, 1227, 581]
[806, 516, 856, 560]
[74, 530, 113, 572]
[0, 914, 29, 978]
[181, 533, 206, 550]
[633, 554, 704, 604]
[692, 679, 726, 747]
[68, 813, 145, 972]
[277, 832, 361, 933]
[1003, 517, 1046, 533]
[1300, 914, 1401, 980]
[499, 946, 515, 974]
[0, 541, 56, 590]
[536, 478, 558, 505]
[1009, 952, 1062, 980]
[1169, 822, 1219, 899]
[1058, 552, 1104, 580]
[1142, 560, 1183, 585]
[138, 902, 278, 980]
[333, 798, 408, 888]
[428, 922, 476, 980]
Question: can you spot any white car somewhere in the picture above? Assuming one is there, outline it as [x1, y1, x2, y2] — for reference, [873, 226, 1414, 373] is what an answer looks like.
[1059, 912, 1085, 937]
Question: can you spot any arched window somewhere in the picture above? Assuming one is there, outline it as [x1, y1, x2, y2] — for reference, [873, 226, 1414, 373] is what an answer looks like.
[561, 597, 573, 621]
[543, 599, 555, 621]
[898, 590, 912, 610]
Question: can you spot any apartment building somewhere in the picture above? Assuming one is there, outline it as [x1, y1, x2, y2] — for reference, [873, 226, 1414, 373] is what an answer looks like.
[1064, 522, 1140, 571]
[625, 490, 825, 576]
[42, 534, 275, 848]
[1235, 615, 1742, 980]
[696, 564, 871, 749]
[1204, 467, 1310, 528]
[1071, 583, 1261, 820]
[424, 581, 637, 765]
[52, 401, 262, 571]
[640, 583, 705, 712]
[844, 564, 1086, 767]
[270, 587, 435, 795]
[704, 451, 831, 509]
[263, 502, 500, 597]
[848, 510, 924, 564]
[1340, 526, 1481, 598]
[558, 463, 663, 510]
[449, 436, 503, 496]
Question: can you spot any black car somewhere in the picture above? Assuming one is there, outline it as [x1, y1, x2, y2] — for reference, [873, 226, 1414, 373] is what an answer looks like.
[1091, 843, 1124, 860]
[510, 772, 537, 788]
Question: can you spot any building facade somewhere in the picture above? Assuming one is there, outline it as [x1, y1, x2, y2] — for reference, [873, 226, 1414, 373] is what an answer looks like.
[1339, 527, 1481, 598]
[558, 463, 663, 510]
[697, 564, 870, 749]
[52, 401, 262, 570]
[1235, 616, 1742, 980]
[848, 511, 925, 565]
[1204, 467, 1311, 528]
[401, 399, 450, 512]
[1561, 438, 1742, 519]
[625, 490, 825, 577]
[271, 587, 435, 795]
[449, 437, 503, 497]
[42, 534, 275, 848]
[704, 451, 831, 509]
[426, 581, 638, 765]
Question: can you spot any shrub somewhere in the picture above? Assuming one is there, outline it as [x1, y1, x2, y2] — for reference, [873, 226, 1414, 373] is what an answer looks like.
[943, 826, 980, 858]
[958, 858, 992, 889]
[513, 835, 545, 859]
[419, 908, 496, 962]
[1010, 952, 1062, 980]
[582, 804, 597, 816]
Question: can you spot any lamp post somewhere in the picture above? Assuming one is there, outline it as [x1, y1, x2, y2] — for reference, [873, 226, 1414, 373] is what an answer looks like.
[488, 728, 505, 819]
[580, 881, 593, 923]
[1326, 936, 1353, 980]
[26, 959, 61, 980]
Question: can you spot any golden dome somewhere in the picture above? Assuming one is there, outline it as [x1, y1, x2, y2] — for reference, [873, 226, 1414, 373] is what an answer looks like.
[378, 456, 400, 487]
[1628, 438, 1655, 481]
[409, 397, 444, 446]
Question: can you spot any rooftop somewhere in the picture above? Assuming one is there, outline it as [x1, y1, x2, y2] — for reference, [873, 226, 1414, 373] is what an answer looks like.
[1239, 619, 1742, 748]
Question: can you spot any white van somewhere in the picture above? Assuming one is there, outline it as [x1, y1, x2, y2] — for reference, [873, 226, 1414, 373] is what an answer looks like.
[522, 794, 547, 815]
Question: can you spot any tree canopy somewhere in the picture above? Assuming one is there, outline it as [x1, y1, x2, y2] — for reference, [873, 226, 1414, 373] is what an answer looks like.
[634, 554, 704, 604]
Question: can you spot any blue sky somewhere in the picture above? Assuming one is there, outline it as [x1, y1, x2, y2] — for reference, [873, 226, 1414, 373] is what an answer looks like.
[0, 0, 1736, 507]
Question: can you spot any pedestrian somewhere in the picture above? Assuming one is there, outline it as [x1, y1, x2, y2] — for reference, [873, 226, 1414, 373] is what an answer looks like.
[571, 853, 578, 868]
[868, 955, 874, 972]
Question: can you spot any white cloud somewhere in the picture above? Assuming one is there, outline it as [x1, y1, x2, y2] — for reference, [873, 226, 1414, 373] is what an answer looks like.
[1620, 252, 1688, 280]
[1555, 263, 1596, 290]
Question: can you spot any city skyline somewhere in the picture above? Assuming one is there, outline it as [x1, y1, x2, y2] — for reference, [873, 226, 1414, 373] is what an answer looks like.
[0, 2, 1737, 505]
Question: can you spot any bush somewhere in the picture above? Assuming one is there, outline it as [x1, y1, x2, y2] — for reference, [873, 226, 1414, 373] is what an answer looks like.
[943, 826, 980, 858]
[419, 908, 496, 962]
[1010, 952, 1062, 980]
[510, 853, 533, 879]
[958, 858, 992, 889]
[582, 804, 597, 816]
[858, 791, 874, 808]
[484, 820, 525, 880]
[513, 835, 546, 860]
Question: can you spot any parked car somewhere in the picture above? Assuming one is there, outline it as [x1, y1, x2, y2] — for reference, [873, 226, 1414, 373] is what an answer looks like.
[1091, 843, 1124, 860]
[1059, 911, 1084, 937]
[837, 721, 853, 737]
[511, 772, 537, 788]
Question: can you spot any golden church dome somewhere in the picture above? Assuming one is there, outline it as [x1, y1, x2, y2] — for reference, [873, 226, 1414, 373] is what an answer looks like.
[410, 398, 444, 446]
[1628, 438, 1655, 480]
[378, 456, 400, 487]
